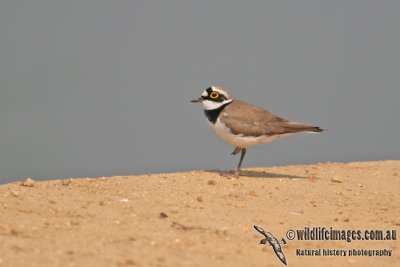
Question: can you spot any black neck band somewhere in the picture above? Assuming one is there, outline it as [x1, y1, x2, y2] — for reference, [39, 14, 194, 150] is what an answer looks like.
[203, 102, 232, 124]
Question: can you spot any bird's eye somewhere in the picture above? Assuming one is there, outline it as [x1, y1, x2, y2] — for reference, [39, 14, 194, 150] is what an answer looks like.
[210, 92, 219, 99]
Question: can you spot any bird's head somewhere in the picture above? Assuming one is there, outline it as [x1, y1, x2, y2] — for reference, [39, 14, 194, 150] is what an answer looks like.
[259, 239, 268, 245]
[191, 86, 233, 110]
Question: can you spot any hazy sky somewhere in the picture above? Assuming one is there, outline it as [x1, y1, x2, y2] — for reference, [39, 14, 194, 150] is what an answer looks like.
[1, 1, 399, 183]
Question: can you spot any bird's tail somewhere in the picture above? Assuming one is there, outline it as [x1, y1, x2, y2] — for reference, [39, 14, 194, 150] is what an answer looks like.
[285, 122, 326, 133]
[309, 126, 326, 133]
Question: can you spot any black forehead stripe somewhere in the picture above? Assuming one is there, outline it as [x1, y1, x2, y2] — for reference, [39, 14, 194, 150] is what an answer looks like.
[206, 87, 213, 94]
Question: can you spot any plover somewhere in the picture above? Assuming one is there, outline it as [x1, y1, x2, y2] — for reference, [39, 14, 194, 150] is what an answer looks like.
[191, 86, 325, 176]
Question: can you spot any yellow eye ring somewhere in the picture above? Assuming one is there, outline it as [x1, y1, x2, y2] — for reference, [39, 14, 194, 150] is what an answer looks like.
[210, 92, 219, 99]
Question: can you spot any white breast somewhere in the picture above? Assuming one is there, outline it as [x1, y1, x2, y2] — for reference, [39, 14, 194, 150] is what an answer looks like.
[208, 118, 284, 148]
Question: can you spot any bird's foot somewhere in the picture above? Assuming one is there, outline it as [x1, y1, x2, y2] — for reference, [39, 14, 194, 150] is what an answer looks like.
[231, 147, 243, 156]
[220, 169, 241, 178]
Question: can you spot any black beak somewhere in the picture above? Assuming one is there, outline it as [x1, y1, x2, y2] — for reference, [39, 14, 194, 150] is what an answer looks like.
[190, 97, 203, 103]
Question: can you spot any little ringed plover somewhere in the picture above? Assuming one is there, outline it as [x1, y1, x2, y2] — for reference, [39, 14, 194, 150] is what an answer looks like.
[191, 86, 325, 176]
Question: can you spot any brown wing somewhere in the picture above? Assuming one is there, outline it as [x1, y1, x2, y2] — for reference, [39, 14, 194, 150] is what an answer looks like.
[271, 240, 288, 265]
[254, 225, 268, 238]
[220, 100, 322, 137]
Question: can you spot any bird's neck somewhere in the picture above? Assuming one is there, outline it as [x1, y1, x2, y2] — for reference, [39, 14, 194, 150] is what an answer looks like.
[203, 100, 233, 124]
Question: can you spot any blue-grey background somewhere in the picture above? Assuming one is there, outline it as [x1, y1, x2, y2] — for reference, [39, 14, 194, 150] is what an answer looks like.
[1, 1, 399, 184]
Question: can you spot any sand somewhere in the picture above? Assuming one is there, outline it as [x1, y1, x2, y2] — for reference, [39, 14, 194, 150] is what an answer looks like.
[0, 160, 399, 267]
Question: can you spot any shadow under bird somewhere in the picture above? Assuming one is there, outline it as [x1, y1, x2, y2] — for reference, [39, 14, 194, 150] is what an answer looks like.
[254, 225, 288, 265]
[191, 86, 325, 177]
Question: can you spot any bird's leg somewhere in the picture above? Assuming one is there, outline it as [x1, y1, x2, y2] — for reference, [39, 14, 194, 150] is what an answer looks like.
[221, 147, 245, 178]
[231, 147, 242, 155]
[233, 148, 246, 176]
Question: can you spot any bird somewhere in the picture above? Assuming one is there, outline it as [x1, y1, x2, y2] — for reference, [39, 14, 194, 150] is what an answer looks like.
[254, 225, 288, 265]
[191, 86, 325, 177]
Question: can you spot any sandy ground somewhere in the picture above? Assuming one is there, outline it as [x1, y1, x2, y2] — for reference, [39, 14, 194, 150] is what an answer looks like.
[0, 160, 399, 267]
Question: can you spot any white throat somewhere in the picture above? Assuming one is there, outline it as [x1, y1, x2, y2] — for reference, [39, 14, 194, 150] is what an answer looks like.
[202, 99, 233, 110]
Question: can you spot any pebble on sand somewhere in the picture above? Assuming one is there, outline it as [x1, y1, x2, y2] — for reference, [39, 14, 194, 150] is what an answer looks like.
[207, 180, 216, 185]
[159, 212, 168, 219]
[61, 179, 73, 186]
[21, 178, 35, 187]
[331, 177, 344, 183]
[10, 191, 19, 197]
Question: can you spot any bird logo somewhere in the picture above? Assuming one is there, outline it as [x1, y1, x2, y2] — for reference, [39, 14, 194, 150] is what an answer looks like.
[254, 225, 288, 265]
